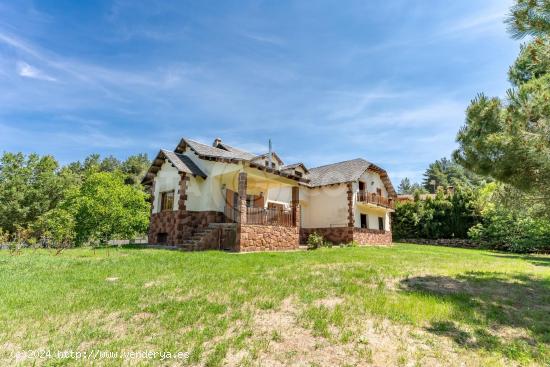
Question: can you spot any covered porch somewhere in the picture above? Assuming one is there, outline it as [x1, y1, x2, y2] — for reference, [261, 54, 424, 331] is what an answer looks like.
[218, 167, 300, 228]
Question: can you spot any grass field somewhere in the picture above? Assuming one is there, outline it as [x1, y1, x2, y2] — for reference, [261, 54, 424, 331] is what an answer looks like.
[1, 244, 549, 366]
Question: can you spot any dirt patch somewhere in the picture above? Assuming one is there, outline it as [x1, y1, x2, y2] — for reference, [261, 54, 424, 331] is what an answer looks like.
[105, 277, 119, 282]
[313, 297, 344, 309]
[221, 299, 513, 367]
[131, 312, 154, 321]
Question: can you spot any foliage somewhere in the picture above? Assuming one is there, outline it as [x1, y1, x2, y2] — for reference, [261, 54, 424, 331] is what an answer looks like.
[0, 152, 151, 246]
[34, 207, 76, 252]
[454, 35, 550, 215]
[0, 152, 77, 233]
[422, 157, 486, 193]
[468, 183, 550, 253]
[506, 0, 550, 39]
[393, 187, 479, 239]
[72, 172, 149, 245]
[397, 178, 427, 195]
[307, 232, 325, 250]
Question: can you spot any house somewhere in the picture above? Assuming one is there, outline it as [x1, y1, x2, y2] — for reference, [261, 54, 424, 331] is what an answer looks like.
[142, 138, 397, 252]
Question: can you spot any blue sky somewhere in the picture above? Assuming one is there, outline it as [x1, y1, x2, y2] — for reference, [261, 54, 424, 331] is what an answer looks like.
[0, 0, 519, 183]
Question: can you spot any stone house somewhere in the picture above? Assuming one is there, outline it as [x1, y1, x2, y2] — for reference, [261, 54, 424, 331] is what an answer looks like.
[142, 138, 397, 252]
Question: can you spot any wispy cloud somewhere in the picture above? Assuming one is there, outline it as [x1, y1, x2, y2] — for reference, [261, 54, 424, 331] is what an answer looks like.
[16, 61, 56, 81]
[242, 33, 285, 46]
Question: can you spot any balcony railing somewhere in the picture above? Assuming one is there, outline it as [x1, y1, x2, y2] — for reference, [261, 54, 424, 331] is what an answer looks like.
[224, 205, 295, 227]
[357, 191, 395, 209]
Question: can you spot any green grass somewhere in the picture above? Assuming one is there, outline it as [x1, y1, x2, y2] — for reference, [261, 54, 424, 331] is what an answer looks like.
[0, 244, 549, 366]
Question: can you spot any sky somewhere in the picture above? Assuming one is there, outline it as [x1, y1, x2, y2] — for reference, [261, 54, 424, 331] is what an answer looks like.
[0, 0, 520, 184]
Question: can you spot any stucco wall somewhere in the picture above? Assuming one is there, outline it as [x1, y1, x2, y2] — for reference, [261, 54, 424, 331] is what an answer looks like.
[358, 170, 389, 197]
[301, 184, 348, 228]
[354, 205, 391, 231]
[152, 161, 181, 214]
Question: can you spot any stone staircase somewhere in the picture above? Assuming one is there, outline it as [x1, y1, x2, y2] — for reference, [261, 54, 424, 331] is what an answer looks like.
[144, 223, 236, 251]
[178, 223, 236, 251]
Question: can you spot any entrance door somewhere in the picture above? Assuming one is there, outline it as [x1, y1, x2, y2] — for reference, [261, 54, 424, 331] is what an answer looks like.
[360, 214, 367, 229]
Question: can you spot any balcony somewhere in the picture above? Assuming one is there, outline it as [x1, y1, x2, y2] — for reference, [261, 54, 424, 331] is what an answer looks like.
[356, 191, 395, 209]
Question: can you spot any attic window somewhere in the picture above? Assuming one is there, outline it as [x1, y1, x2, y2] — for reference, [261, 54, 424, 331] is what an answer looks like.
[294, 171, 303, 177]
[265, 161, 276, 168]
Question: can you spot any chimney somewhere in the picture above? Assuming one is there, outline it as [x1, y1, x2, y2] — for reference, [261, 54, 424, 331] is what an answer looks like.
[268, 139, 272, 168]
[213, 138, 222, 147]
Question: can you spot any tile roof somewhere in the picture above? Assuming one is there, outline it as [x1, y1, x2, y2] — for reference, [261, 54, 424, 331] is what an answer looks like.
[216, 142, 257, 160]
[307, 158, 372, 187]
[161, 150, 207, 178]
[281, 163, 309, 173]
[184, 139, 256, 160]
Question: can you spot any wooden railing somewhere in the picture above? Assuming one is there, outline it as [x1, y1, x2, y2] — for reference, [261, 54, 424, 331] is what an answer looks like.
[246, 207, 294, 227]
[224, 205, 239, 223]
[224, 205, 295, 226]
[356, 191, 395, 209]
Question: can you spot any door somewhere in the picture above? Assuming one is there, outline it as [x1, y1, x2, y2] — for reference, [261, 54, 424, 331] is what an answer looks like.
[360, 214, 367, 229]
[378, 217, 384, 231]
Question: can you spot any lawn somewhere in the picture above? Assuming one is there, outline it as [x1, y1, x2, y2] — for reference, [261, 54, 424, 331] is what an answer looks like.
[0, 244, 549, 366]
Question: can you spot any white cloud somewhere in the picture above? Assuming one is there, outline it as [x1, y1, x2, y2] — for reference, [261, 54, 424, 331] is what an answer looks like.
[242, 33, 285, 46]
[16, 61, 56, 81]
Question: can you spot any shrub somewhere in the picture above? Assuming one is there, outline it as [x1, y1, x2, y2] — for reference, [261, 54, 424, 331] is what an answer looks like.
[307, 232, 325, 250]
[468, 208, 550, 253]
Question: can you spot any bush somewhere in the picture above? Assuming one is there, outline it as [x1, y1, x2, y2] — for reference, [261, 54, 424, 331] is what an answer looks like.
[468, 208, 550, 253]
[307, 232, 324, 250]
[393, 187, 479, 240]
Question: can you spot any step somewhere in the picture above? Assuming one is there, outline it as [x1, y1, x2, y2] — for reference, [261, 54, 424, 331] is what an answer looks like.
[209, 223, 236, 229]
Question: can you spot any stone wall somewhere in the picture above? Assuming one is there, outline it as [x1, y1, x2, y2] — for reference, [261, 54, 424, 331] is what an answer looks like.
[353, 228, 392, 245]
[300, 227, 392, 245]
[397, 238, 479, 249]
[148, 210, 179, 244]
[300, 227, 353, 245]
[239, 225, 299, 252]
[148, 210, 224, 245]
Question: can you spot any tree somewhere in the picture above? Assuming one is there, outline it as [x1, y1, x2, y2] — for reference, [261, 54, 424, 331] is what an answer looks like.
[506, 0, 550, 39]
[34, 207, 76, 253]
[72, 172, 149, 245]
[0, 153, 77, 233]
[121, 153, 150, 186]
[421, 157, 483, 193]
[398, 178, 412, 195]
[454, 37, 550, 212]
[397, 177, 427, 195]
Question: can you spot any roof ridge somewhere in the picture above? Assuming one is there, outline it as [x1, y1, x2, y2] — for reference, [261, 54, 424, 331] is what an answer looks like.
[309, 157, 367, 170]
[185, 138, 230, 153]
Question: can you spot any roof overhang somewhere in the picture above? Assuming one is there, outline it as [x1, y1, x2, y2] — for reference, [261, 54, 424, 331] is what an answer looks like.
[141, 149, 207, 186]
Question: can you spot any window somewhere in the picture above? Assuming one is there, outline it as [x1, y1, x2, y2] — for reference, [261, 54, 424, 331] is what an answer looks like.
[358, 181, 365, 191]
[294, 171, 303, 177]
[378, 217, 384, 231]
[157, 233, 168, 243]
[376, 188, 382, 196]
[160, 191, 174, 211]
[360, 214, 368, 228]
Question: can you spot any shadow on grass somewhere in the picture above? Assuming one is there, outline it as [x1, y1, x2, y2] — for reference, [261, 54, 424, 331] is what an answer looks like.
[486, 252, 550, 267]
[400, 272, 550, 360]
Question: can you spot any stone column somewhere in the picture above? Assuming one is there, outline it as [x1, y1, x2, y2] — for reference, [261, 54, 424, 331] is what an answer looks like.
[175, 173, 189, 244]
[346, 182, 354, 228]
[237, 172, 247, 224]
[178, 173, 188, 211]
[147, 179, 156, 244]
[291, 186, 300, 228]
